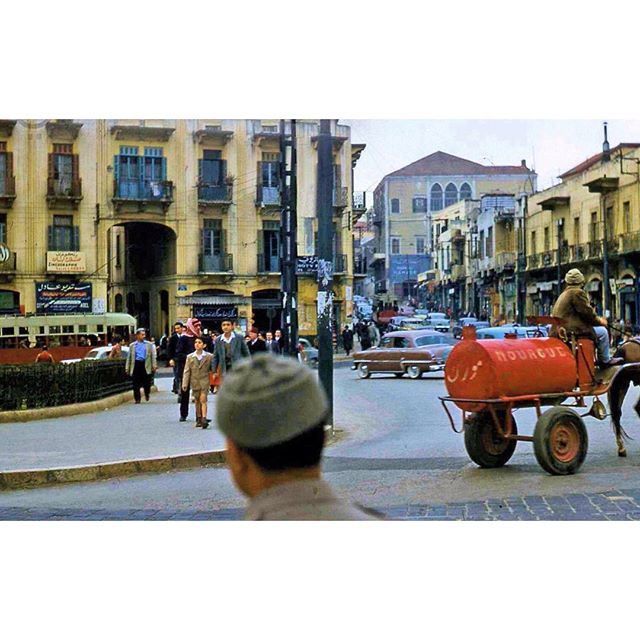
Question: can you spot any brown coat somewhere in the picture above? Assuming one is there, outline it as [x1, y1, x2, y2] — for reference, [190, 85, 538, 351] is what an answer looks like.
[182, 352, 213, 392]
[550, 285, 600, 338]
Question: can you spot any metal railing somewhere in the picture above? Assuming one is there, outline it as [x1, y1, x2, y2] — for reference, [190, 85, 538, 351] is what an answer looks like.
[199, 253, 233, 272]
[0, 252, 16, 272]
[47, 177, 82, 198]
[353, 255, 367, 275]
[0, 360, 130, 412]
[495, 251, 517, 271]
[113, 179, 174, 202]
[571, 244, 586, 261]
[256, 184, 280, 206]
[333, 186, 348, 208]
[198, 183, 232, 203]
[257, 253, 280, 273]
[334, 254, 347, 273]
[621, 231, 640, 253]
[588, 240, 602, 259]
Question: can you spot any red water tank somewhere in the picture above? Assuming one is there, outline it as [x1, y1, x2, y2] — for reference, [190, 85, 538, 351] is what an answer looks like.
[445, 331, 577, 411]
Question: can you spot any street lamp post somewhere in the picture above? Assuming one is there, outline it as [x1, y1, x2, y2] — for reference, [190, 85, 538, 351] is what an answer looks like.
[556, 218, 564, 299]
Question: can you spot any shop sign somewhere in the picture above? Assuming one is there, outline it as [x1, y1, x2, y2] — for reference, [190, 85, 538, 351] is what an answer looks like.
[46, 251, 86, 274]
[296, 256, 318, 275]
[192, 304, 238, 320]
[35, 282, 92, 313]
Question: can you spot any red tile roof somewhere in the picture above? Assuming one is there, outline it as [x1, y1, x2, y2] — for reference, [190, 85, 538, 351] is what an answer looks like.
[385, 151, 533, 178]
[559, 143, 640, 179]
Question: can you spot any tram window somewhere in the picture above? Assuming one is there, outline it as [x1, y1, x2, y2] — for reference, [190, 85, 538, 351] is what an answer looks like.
[62, 325, 74, 333]
[50, 326, 61, 334]
[39, 326, 46, 335]
[79, 325, 87, 333]
[18, 326, 28, 335]
[2, 327, 15, 336]
[96, 325, 104, 333]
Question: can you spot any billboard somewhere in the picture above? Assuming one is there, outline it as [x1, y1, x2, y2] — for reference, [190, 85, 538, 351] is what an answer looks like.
[389, 255, 431, 282]
[35, 282, 93, 314]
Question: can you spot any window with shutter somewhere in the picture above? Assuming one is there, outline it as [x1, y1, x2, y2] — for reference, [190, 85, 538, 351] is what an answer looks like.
[0, 214, 6, 244]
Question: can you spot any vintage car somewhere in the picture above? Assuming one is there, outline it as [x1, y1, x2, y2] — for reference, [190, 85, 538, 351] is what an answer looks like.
[475, 325, 548, 340]
[452, 318, 491, 339]
[352, 329, 457, 379]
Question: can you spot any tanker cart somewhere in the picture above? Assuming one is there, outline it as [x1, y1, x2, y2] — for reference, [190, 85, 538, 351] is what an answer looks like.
[439, 322, 640, 475]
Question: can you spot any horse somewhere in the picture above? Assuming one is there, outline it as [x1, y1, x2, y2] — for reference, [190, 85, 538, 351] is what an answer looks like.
[607, 338, 640, 457]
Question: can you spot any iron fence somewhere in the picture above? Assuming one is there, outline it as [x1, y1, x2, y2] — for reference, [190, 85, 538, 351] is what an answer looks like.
[0, 360, 130, 412]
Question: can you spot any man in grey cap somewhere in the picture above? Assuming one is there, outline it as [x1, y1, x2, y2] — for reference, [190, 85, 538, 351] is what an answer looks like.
[216, 354, 380, 520]
[551, 268, 622, 367]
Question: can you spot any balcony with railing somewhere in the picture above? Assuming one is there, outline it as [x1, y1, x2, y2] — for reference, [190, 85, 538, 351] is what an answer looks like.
[0, 251, 16, 275]
[333, 186, 348, 208]
[199, 253, 233, 273]
[257, 253, 280, 273]
[256, 184, 281, 208]
[495, 251, 517, 272]
[527, 253, 541, 269]
[198, 183, 233, 206]
[334, 254, 347, 274]
[621, 231, 640, 254]
[0, 152, 16, 208]
[587, 240, 602, 259]
[47, 177, 83, 208]
[493, 206, 516, 222]
[112, 179, 174, 211]
[353, 255, 367, 276]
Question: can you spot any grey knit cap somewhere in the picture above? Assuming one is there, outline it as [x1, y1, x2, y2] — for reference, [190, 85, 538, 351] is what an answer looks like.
[565, 268, 585, 285]
[216, 354, 329, 448]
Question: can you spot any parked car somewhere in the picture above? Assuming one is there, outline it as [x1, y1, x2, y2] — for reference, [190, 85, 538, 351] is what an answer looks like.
[297, 337, 318, 367]
[352, 329, 456, 379]
[452, 318, 491, 339]
[425, 314, 451, 332]
[475, 325, 548, 340]
[60, 345, 130, 364]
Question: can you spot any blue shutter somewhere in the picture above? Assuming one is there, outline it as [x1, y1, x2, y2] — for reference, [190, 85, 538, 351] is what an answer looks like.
[221, 160, 227, 183]
[161, 157, 167, 181]
[198, 159, 203, 183]
[113, 155, 120, 197]
[72, 226, 80, 251]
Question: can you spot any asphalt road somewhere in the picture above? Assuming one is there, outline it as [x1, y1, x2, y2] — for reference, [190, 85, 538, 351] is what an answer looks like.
[2, 366, 640, 518]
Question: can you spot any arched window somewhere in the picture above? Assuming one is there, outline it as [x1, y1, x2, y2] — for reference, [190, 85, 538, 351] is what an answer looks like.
[114, 293, 123, 313]
[430, 184, 443, 211]
[460, 182, 472, 200]
[445, 183, 458, 207]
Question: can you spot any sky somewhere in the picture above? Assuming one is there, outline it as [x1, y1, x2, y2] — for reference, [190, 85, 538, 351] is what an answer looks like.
[344, 120, 640, 197]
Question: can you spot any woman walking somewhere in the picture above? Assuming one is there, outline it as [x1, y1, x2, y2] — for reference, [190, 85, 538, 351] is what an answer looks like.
[182, 336, 214, 429]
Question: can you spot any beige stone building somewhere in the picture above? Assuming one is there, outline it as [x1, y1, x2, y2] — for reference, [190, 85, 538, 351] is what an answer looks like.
[0, 119, 365, 338]
[525, 142, 640, 323]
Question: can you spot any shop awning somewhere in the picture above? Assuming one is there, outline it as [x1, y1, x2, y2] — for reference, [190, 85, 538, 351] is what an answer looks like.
[177, 295, 249, 305]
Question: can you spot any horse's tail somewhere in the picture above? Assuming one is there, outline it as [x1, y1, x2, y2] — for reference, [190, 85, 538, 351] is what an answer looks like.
[609, 370, 633, 441]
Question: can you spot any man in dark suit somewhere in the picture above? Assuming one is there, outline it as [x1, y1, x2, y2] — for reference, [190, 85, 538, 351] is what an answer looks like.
[167, 321, 184, 394]
[264, 331, 281, 355]
[248, 328, 267, 355]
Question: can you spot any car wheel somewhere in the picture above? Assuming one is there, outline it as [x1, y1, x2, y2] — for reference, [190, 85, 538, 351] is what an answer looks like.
[357, 363, 371, 379]
[407, 365, 423, 379]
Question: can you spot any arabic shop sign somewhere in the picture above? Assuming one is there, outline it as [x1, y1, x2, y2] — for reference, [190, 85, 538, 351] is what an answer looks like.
[35, 282, 93, 313]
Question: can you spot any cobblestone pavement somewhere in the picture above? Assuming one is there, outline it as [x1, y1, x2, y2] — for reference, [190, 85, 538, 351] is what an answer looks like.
[3, 487, 640, 520]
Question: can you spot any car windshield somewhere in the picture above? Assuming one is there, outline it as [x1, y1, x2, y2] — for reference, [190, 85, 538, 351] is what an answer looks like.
[415, 335, 456, 347]
[84, 349, 102, 359]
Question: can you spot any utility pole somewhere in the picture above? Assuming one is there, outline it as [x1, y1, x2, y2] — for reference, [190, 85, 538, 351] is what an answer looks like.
[317, 119, 334, 423]
[279, 119, 299, 356]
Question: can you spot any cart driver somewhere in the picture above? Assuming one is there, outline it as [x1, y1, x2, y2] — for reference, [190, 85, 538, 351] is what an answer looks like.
[550, 268, 623, 368]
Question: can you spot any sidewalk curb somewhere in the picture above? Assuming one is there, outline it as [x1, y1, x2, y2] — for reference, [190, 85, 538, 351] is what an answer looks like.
[0, 449, 227, 491]
[0, 387, 158, 424]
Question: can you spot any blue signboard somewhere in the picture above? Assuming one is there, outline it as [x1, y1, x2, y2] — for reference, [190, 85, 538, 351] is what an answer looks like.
[35, 282, 93, 314]
[389, 255, 431, 281]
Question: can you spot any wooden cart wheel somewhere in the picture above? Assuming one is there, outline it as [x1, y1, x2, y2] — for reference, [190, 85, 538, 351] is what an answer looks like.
[464, 410, 517, 468]
[533, 407, 588, 475]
